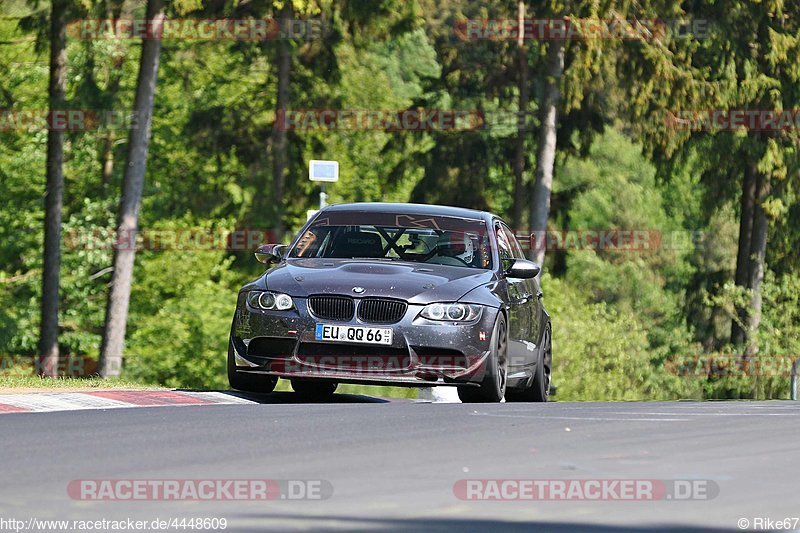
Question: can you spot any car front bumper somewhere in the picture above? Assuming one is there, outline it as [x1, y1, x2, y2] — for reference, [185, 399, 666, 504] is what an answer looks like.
[230, 294, 499, 387]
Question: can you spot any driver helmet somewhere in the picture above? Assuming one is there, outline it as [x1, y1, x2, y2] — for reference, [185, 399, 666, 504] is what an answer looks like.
[437, 232, 474, 263]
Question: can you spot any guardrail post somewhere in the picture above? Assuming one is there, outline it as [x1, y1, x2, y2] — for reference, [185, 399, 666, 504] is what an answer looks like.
[792, 358, 799, 401]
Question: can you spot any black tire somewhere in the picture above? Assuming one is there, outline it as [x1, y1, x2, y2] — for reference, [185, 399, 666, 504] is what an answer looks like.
[227, 333, 278, 393]
[458, 313, 508, 403]
[506, 323, 551, 403]
[291, 379, 338, 400]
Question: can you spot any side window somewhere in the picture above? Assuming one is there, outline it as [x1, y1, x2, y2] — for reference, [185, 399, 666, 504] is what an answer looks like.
[496, 225, 513, 268]
[501, 224, 525, 260]
[293, 227, 325, 257]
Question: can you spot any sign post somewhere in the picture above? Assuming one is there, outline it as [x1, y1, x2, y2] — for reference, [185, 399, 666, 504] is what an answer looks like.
[308, 160, 339, 219]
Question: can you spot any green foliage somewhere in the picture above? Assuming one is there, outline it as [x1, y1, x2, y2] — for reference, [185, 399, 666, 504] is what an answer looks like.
[544, 274, 687, 401]
[558, 129, 694, 352]
[122, 219, 246, 389]
[123, 275, 232, 389]
[1, 0, 799, 401]
[310, 28, 439, 205]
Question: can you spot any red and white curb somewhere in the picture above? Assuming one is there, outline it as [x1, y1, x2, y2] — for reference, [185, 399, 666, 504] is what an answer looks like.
[0, 390, 257, 414]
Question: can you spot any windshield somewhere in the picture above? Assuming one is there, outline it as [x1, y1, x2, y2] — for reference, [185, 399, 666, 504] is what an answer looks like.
[290, 222, 493, 270]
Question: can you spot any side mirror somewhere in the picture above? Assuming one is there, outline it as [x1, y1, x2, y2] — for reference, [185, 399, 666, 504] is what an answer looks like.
[254, 244, 286, 264]
[506, 259, 540, 279]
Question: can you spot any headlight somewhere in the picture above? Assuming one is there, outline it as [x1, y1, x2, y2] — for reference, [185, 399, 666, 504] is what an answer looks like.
[420, 303, 482, 322]
[275, 293, 293, 310]
[247, 291, 294, 311]
[259, 292, 275, 309]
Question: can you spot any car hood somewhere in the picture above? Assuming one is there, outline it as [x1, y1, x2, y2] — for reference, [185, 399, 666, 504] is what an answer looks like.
[263, 258, 497, 305]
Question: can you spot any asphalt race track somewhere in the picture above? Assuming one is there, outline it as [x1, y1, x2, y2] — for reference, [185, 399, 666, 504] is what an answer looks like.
[1, 396, 798, 532]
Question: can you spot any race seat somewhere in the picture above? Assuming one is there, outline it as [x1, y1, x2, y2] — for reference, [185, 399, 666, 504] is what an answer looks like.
[328, 230, 384, 258]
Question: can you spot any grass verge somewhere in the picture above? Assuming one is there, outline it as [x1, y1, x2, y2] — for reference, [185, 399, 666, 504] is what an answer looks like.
[0, 375, 159, 393]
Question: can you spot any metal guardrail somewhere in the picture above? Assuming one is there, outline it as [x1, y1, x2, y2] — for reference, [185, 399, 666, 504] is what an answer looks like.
[792, 359, 799, 401]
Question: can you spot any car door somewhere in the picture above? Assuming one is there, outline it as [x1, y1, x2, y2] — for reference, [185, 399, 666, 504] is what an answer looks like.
[495, 223, 529, 370]
[500, 223, 540, 368]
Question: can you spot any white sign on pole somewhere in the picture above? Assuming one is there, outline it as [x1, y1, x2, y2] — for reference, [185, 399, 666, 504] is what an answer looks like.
[309, 160, 339, 182]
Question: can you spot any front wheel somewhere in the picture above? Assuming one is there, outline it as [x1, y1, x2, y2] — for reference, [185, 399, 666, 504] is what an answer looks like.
[458, 314, 507, 403]
[227, 334, 278, 393]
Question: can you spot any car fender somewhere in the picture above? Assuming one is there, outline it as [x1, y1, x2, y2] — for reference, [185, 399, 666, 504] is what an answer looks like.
[458, 279, 505, 309]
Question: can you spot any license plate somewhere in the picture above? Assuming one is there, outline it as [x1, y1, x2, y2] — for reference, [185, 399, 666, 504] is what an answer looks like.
[315, 324, 393, 345]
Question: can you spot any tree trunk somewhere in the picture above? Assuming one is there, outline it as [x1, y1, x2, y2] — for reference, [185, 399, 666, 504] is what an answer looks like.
[98, 0, 165, 377]
[731, 162, 756, 345]
[511, 0, 529, 230]
[100, 131, 115, 189]
[529, 40, 564, 265]
[744, 170, 770, 357]
[39, 0, 68, 377]
[100, 55, 125, 192]
[271, 3, 292, 242]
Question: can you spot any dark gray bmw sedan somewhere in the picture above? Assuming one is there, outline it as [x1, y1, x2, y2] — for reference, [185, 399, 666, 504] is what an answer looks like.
[228, 202, 551, 403]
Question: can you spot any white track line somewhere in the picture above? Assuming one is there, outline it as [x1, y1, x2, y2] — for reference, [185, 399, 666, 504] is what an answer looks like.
[0, 391, 258, 414]
[0, 392, 133, 412]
